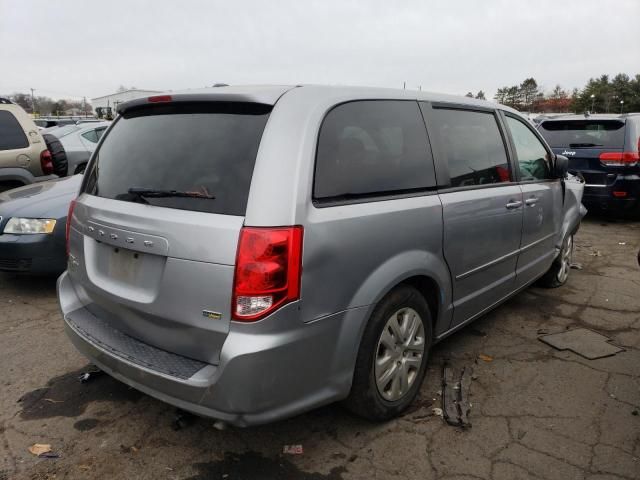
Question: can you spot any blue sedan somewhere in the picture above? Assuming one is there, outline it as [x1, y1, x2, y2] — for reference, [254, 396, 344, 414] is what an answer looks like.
[0, 175, 81, 275]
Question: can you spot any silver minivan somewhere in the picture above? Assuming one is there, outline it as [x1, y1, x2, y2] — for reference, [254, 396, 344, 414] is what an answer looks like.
[58, 85, 585, 426]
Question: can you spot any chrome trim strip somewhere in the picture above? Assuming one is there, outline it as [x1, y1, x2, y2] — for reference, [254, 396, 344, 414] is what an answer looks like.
[455, 232, 556, 280]
[455, 249, 520, 280]
[584, 183, 607, 188]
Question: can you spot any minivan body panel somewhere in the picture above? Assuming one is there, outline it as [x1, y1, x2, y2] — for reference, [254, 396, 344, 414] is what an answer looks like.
[439, 185, 523, 327]
[516, 181, 563, 286]
[67, 195, 242, 364]
[57, 85, 584, 426]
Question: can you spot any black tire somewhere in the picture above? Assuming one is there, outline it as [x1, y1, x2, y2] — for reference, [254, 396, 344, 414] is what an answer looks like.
[43, 133, 68, 177]
[538, 234, 574, 288]
[345, 285, 433, 421]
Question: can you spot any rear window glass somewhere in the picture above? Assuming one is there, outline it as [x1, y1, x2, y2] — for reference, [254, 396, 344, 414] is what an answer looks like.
[83, 102, 271, 216]
[314, 100, 436, 200]
[430, 108, 511, 187]
[539, 120, 625, 148]
[0, 111, 28, 150]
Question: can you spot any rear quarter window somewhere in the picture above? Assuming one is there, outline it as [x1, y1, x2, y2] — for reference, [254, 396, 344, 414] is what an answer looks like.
[314, 100, 436, 201]
[83, 102, 271, 216]
[0, 110, 29, 150]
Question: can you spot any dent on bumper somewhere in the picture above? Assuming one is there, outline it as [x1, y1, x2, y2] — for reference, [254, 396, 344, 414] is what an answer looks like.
[58, 272, 369, 426]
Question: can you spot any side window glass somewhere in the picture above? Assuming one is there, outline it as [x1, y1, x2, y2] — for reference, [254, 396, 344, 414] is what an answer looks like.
[506, 116, 551, 181]
[0, 111, 29, 151]
[431, 108, 511, 187]
[95, 128, 106, 141]
[81, 129, 99, 143]
[314, 101, 436, 200]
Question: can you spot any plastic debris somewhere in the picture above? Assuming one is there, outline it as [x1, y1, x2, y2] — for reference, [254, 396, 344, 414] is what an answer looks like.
[28, 444, 51, 456]
[570, 262, 583, 270]
[618, 242, 626, 245]
[539, 328, 624, 360]
[478, 354, 493, 362]
[441, 364, 473, 428]
[283, 445, 304, 455]
[431, 407, 443, 417]
[589, 250, 601, 257]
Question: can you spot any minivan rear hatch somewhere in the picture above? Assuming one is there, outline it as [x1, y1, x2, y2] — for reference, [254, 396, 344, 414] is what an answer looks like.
[68, 100, 272, 365]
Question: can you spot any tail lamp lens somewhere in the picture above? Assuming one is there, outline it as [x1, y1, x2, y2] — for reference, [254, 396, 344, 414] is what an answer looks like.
[40, 149, 54, 175]
[599, 151, 639, 167]
[65, 199, 77, 255]
[232, 226, 303, 321]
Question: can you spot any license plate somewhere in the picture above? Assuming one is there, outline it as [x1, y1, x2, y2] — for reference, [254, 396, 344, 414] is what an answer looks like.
[108, 248, 141, 282]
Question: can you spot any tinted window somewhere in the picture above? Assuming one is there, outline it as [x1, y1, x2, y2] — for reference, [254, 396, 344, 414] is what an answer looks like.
[539, 120, 625, 148]
[0, 111, 28, 151]
[314, 101, 435, 200]
[81, 129, 99, 143]
[84, 102, 270, 216]
[430, 108, 510, 187]
[506, 116, 551, 181]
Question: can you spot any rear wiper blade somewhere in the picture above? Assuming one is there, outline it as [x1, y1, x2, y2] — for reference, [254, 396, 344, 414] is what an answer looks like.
[127, 187, 216, 199]
[569, 143, 603, 148]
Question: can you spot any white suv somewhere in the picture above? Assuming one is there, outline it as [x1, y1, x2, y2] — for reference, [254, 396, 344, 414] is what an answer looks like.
[0, 97, 56, 192]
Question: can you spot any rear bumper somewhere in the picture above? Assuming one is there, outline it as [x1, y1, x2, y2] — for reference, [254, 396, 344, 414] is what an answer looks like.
[57, 272, 369, 426]
[582, 174, 640, 212]
[0, 233, 66, 274]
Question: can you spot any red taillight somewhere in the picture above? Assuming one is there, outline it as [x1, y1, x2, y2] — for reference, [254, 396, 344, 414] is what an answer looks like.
[65, 199, 77, 256]
[40, 149, 54, 175]
[148, 95, 172, 103]
[613, 191, 628, 198]
[599, 151, 639, 166]
[232, 226, 303, 321]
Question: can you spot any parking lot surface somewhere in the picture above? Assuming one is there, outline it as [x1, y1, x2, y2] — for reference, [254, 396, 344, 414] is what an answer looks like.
[1, 216, 638, 480]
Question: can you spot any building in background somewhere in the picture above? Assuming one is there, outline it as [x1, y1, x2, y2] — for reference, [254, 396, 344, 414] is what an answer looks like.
[91, 89, 161, 114]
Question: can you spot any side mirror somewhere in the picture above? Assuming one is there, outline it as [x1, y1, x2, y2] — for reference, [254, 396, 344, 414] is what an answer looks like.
[553, 154, 569, 178]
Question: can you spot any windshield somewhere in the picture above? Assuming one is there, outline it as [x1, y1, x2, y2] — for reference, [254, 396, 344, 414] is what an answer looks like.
[539, 120, 625, 148]
[83, 102, 271, 216]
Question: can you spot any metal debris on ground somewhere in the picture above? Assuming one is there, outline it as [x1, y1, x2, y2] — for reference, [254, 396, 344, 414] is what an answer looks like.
[590, 250, 602, 257]
[570, 262, 583, 270]
[618, 242, 626, 245]
[441, 364, 473, 428]
[538, 328, 625, 360]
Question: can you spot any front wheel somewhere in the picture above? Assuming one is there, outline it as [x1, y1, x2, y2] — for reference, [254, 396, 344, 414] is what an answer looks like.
[538, 234, 574, 288]
[344, 285, 432, 421]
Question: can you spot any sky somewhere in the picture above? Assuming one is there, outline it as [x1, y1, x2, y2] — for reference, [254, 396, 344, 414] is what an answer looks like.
[1, 0, 639, 102]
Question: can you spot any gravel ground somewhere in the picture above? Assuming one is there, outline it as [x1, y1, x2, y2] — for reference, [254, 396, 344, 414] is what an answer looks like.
[0, 215, 638, 480]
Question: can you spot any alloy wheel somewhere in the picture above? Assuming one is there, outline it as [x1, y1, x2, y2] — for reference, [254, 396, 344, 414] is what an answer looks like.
[374, 307, 426, 402]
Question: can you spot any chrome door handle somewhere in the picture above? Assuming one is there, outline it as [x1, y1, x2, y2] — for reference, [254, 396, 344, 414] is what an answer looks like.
[505, 200, 523, 209]
[525, 198, 538, 206]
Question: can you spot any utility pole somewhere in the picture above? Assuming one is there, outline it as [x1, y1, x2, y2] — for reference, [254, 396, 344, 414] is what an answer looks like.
[83, 96, 87, 117]
[403, 81, 406, 90]
[30, 88, 35, 115]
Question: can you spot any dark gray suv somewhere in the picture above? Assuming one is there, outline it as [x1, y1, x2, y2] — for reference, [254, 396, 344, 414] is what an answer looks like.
[58, 86, 585, 426]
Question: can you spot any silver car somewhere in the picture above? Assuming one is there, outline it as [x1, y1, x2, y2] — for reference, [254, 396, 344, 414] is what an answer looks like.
[48, 122, 110, 175]
[58, 86, 585, 426]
